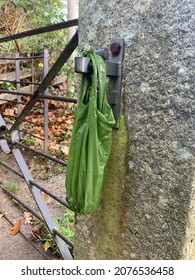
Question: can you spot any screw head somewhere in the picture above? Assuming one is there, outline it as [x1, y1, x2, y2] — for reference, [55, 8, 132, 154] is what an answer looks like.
[110, 42, 121, 55]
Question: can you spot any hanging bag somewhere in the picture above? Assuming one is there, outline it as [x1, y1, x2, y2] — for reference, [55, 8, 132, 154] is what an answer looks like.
[66, 51, 115, 214]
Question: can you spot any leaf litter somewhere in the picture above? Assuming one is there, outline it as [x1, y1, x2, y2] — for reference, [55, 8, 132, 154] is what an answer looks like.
[10, 218, 22, 236]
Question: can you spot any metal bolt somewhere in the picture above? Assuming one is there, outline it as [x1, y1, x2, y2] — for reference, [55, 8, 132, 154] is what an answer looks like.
[110, 42, 121, 55]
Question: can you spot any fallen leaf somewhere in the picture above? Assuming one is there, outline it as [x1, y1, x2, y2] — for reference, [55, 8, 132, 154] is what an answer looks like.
[2, 198, 7, 204]
[38, 62, 43, 68]
[42, 193, 51, 205]
[61, 145, 69, 156]
[43, 241, 51, 251]
[24, 211, 32, 225]
[2, 168, 8, 174]
[10, 218, 22, 236]
[31, 230, 41, 240]
[51, 185, 56, 191]
[65, 119, 73, 125]
[4, 108, 15, 116]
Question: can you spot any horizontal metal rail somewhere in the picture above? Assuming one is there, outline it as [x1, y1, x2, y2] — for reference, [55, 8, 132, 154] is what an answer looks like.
[0, 89, 77, 103]
[0, 98, 17, 103]
[0, 89, 32, 97]
[0, 80, 41, 85]
[14, 141, 67, 166]
[0, 183, 74, 248]
[21, 119, 44, 127]
[0, 55, 44, 60]
[19, 130, 44, 141]
[1, 115, 44, 127]
[12, 147, 73, 259]
[0, 161, 24, 178]
[0, 184, 44, 223]
[9, 31, 78, 132]
[29, 180, 72, 210]
[0, 79, 17, 83]
[17, 81, 41, 85]
[0, 19, 78, 43]
[1, 135, 67, 166]
[0, 159, 69, 211]
[52, 228, 74, 248]
[39, 95, 77, 103]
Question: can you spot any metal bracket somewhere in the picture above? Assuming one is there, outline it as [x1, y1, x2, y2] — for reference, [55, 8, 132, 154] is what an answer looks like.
[74, 38, 124, 127]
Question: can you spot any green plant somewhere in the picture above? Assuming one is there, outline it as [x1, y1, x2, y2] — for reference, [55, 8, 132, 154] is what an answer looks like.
[55, 210, 74, 242]
[39, 209, 74, 257]
[20, 66, 31, 72]
[5, 182, 18, 193]
[1, 81, 16, 91]
[0, 0, 67, 54]
[21, 136, 36, 146]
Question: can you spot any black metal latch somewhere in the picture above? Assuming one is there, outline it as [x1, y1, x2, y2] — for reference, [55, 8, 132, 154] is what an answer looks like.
[74, 38, 124, 127]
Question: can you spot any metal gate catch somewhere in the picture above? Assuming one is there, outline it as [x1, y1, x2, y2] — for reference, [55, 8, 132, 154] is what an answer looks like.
[74, 38, 125, 127]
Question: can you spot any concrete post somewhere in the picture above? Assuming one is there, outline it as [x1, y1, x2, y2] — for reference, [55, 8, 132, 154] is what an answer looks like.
[75, 0, 195, 260]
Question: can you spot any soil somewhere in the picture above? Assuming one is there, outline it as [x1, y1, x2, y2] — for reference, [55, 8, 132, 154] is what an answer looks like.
[0, 148, 68, 260]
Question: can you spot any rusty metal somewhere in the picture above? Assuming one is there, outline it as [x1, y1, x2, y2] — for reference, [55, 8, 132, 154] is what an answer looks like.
[110, 42, 121, 55]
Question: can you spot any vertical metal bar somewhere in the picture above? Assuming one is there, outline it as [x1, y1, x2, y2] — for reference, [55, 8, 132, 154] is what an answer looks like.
[31, 57, 35, 92]
[12, 147, 73, 260]
[43, 49, 49, 153]
[15, 53, 22, 115]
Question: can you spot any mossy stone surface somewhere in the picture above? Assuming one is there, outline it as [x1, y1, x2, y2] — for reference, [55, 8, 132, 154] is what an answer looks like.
[76, 0, 195, 259]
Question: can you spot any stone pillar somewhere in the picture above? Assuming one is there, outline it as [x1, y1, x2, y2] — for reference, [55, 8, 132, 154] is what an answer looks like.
[75, 0, 195, 259]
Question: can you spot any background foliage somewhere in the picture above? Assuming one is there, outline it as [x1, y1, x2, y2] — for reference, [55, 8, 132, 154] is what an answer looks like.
[0, 0, 67, 54]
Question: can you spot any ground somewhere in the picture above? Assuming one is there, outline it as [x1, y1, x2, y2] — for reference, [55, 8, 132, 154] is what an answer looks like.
[0, 149, 67, 260]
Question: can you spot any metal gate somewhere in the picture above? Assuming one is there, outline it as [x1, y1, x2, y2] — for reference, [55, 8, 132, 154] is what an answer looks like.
[0, 19, 78, 260]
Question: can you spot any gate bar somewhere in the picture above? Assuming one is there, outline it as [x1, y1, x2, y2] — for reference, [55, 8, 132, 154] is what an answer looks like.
[29, 180, 72, 210]
[0, 183, 74, 248]
[1, 135, 67, 166]
[52, 228, 74, 248]
[0, 89, 77, 103]
[12, 147, 73, 259]
[0, 161, 23, 178]
[0, 184, 44, 223]
[0, 19, 78, 43]
[10, 31, 78, 132]
[15, 141, 67, 166]
[0, 56, 44, 60]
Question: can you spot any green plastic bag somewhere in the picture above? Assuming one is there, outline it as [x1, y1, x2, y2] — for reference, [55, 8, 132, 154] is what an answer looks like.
[65, 51, 115, 214]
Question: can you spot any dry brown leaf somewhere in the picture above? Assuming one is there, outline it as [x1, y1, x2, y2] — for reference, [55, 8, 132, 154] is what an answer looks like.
[61, 145, 69, 156]
[42, 193, 51, 205]
[30, 230, 41, 240]
[10, 218, 22, 236]
[4, 108, 15, 116]
[65, 119, 73, 125]
[24, 211, 32, 225]
[49, 143, 60, 150]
